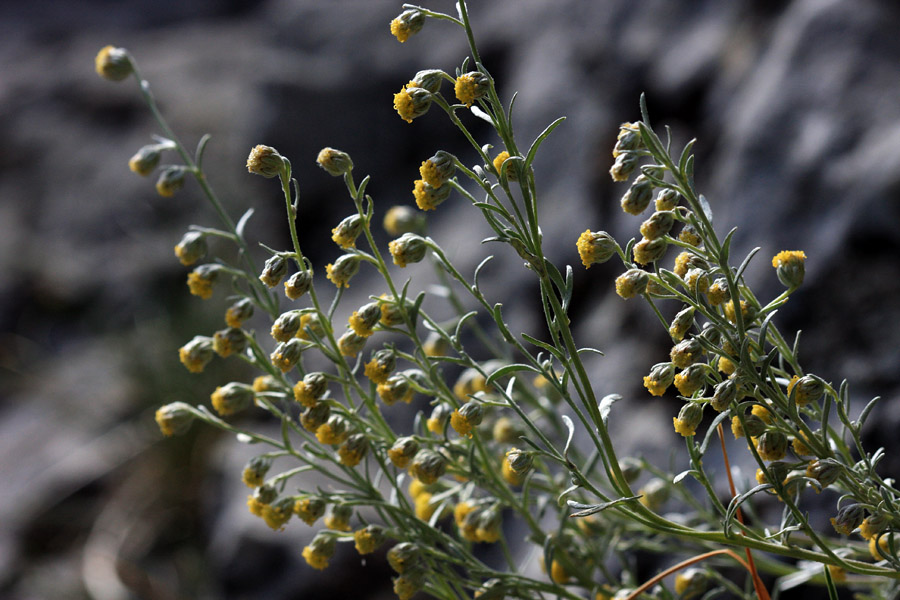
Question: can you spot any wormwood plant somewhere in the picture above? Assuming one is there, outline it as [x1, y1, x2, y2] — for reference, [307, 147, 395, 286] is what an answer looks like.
[96, 3, 900, 599]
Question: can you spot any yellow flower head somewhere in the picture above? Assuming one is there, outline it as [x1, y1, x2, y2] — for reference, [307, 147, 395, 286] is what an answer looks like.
[869, 534, 891, 560]
[492, 151, 518, 181]
[225, 298, 254, 328]
[412, 178, 451, 211]
[210, 382, 254, 416]
[414, 492, 438, 521]
[550, 559, 570, 584]
[364, 350, 395, 384]
[390, 9, 425, 42]
[325, 254, 361, 288]
[252, 375, 279, 393]
[316, 415, 348, 445]
[294, 496, 326, 526]
[323, 503, 353, 532]
[860, 514, 889, 541]
[316, 147, 353, 177]
[348, 302, 381, 338]
[302, 534, 336, 570]
[241, 456, 271, 488]
[331, 215, 363, 249]
[377, 375, 414, 406]
[293, 372, 327, 407]
[387, 436, 419, 469]
[187, 265, 218, 299]
[772, 250, 807, 288]
[178, 335, 214, 373]
[338, 433, 368, 467]
[410, 449, 446, 484]
[155, 402, 194, 437]
[674, 364, 706, 396]
[129, 144, 162, 177]
[450, 401, 484, 438]
[615, 268, 649, 299]
[576, 229, 617, 268]
[394, 85, 432, 122]
[673, 402, 703, 437]
[353, 525, 385, 554]
[420, 150, 455, 188]
[246, 144, 286, 179]
[262, 498, 294, 531]
[95, 45, 132, 81]
[454, 72, 490, 107]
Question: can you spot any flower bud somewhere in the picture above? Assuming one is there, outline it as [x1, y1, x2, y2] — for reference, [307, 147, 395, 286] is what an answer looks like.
[293, 372, 328, 407]
[155, 402, 195, 436]
[420, 150, 456, 188]
[379, 294, 410, 327]
[302, 532, 336, 570]
[614, 268, 649, 299]
[633, 237, 668, 265]
[620, 175, 654, 215]
[266, 311, 298, 343]
[389, 232, 428, 267]
[213, 327, 247, 358]
[178, 335, 214, 373]
[270, 338, 305, 372]
[300, 401, 331, 432]
[246, 145, 286, 179]
[394, 85, 432, 123]
[316, 147, 353, 177]
[316, 415, 349, 445]
[610, 152, 639, 182]
[655, 188, 680, 211]
[325, 254, 361, 288]
[668, 306, 695, 341]
[673, 402, 703, 437]
[259, 254, 289, 288]
[772, 250, 806, 288]
[262, 496, 294, 531]
[284, 270, 312, 300]
[155, 166, 186, 197]
[638, 477, 669, 511]
[412, 179, 452, 211]
[788, 374, 825, 407]
[252, 375, 280, 394]
[860, 513, 889, 540]
[674, 364, 706, 396]
[613, 122, 643, 157]
[364, 348, 396, 384]
[241, 455, 272, 488]
[331, 214, 363, 249]
[679, 224, 702, 246]
[247, 483, 277, 516]
[756, 431, 788, 461]
[353, 524, 386, 554]
[423, 331, 449, 357]
[505, 447, 533, 475]
[387, 542, 421, 574]
[95, 45, 132, 81]
[383, 205, 424, 236]
[450, 401, 484, 437]
[724, 299, 756, 325]
[338, 330, 367, 357]
[426, 403, 451, 435]
[411, 449, 447, 484]
[338, 433, 368, 467]
[670, 337, 703, 368]
[210, 382, 255, 416]
[475, 507, 503, 543]
[324, 503, 353, 531]
[491, 150, 519, 182]
[296, 312, 326, 341]
[710, 378, 738, 412]
[831, 503, 866, 536]
[186, 264, 219, 299]
[492, 416, 520, 444]
[377, 374, 414, 406]
[294, 496, 326, 525]
[576, 230, 617, 268]
[173, 231, 207, 266]
[454, 71, 491, 107]
[225, 297, 254, 328]
[348, 302, 381, 338]
[387, 436, 420, 468]
[643, 362, 675, 397]
[674, 568, 709, 600]
[411, 69, 445, 93]
[706, 278, 729, 306]
[806, 458, 842, 489]
[390, 9, 425, 43]
[683, 268, 709, 294]
[639, 211, 675, 240]
[129, 144, 164, 176]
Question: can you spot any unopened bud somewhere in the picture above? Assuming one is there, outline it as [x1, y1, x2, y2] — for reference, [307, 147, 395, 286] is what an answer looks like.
[389, 232, 428, 267]
[643, 362, 675, 397]
[615, 268, 649, 299]
[633, 237, 668, 265]
[316, 147, 353, 177]
[806, 458, 842, 489]
[178, 335, 214, 373]
[620, 175, 654, 215]
[655, 188, 680, 211]
[673, 402, 703, 437]
[412, 179, 452, 211]
[246, 145, 287, 179]
[210, 382, 255, 416]
[331, 215, 364, 249]
[387, 436, 419, 468]
[174, 231, 207, 266]
[710, 378, 738, 412]
[325, 254, 361, 288]
[831, 503, 866, 536]
[772, 250, 806, 288]
[610, 152, 639, 182]
[155, 166, 186, 197]
[270, 338, 305, 372]
[450, 401, 484, 437]
[639, 210, 675, 240]
[225, 297, 254, 328]
[670, 337, 703, 368]
[338, 433, 368, 467]
[576, 230, 617, 268]
[668, 306, 695, 341]
[284, 270, 312, 300]
[338, 330, 367, 357]
[411, 449, 447, 484]
[419, 150, 456, 188]
[95, 45, 132, 81]
[756, 431, 788, 461]
[213, 327, 247, 357]
[454, 71, 491, 107]
[394, 85, 432, 123]
[155, 402, 195, 436]
[384, 205, 425, 236]
[390, 9, 425, 43]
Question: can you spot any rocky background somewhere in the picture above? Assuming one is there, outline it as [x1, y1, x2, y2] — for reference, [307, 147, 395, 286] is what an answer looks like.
[3, 0, 900, 598]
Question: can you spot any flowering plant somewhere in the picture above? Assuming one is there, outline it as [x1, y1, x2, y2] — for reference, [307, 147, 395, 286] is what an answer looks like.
[97, 3, 900, 599]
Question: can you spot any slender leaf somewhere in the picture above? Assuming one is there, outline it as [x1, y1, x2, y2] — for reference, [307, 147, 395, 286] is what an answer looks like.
[734, 247, 761, 281]
[567, 496, 642, 518]
[858, 396, 882, 430]
[724, 484, 773, 536]
[678, 138, 696, 176]
[598, 394, 621, 426]
[524, 116, 566, 169]
[195, 133, 212, 169]
[562, 415, 575, 460]
[235, 208, 255, 239]
[486, 363, 539, 386]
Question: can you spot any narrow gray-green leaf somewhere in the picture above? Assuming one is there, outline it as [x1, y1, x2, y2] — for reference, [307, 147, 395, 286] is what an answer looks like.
[524, 116, 566, 169]
[599, 394, 622, 426]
